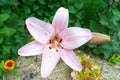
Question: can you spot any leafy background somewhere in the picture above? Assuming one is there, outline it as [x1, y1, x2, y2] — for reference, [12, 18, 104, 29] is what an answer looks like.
[0, 0, 120, 61]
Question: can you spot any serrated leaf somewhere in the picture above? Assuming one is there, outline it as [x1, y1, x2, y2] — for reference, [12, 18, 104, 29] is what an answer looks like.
[0, 14, 9, 22]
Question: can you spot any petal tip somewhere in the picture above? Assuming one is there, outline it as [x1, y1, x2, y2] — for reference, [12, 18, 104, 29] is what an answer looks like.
[74, 66, 83, 72]
[41, 70, 50, 78]
[25, 17, 35, 24]
[58, 7, 68, 15]
[41, 74, 49, 78]
[59, 7, 67, 10]
[18, 49, 24, 56]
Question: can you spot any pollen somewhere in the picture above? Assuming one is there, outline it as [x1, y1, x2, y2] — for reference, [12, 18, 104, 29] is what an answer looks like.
[54, 40, 59, 46]
[4, 60, 15, 70]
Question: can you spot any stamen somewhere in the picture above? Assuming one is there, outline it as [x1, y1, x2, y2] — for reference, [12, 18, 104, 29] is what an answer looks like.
[61, 47, 64, 49]
[59, 39, 63, 43]
[49, 47, 51, 49]
[55, 36, 57, 39]
[56, 49, 58, 52]
[49, 40, 51, 43]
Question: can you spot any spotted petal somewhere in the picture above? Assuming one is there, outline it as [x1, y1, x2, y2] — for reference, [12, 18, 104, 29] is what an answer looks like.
[41, 45, 60, 78]
[59, 27, 92, 49]
[18, 40, 44, 56]
[26, 17, 55, 44]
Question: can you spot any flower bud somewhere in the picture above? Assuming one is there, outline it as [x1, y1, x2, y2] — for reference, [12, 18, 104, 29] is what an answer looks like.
[88, 32, 111, 44]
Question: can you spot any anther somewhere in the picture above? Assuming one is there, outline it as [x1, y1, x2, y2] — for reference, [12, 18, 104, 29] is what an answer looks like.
[55, 36, 57, 39]
[49, 40, 51, 43]
[59, 39, 62, 43]
[49, 47, 51, 49]
[56, 49, 58, 52]
[61, 47, 64, 49]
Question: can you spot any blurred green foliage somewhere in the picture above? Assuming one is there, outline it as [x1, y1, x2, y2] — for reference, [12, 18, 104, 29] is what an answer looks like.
[0, 0, 120, 61]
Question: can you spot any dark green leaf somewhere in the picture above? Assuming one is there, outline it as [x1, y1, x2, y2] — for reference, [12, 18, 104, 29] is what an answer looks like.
[75, 2, 84, 9]
[0, 37, 4, 44]
[0, 14, 9, 22]
[2, 45, 11, 53]
[0, 27, 16, 37]
[69, 6, 77, 14]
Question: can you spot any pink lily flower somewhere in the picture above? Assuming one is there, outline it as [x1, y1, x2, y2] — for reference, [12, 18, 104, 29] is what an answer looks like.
[18, 7, 92, 78]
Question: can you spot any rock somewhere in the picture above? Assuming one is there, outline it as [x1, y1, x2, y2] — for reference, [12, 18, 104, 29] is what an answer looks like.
[94, 57, 120, 80]
[6, 56, 72, 80]
[0, 77, 3, 80]
[6, 54, 120, 80]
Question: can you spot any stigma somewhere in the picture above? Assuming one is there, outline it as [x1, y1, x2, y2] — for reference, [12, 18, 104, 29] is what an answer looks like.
[54, 40, 59, 46]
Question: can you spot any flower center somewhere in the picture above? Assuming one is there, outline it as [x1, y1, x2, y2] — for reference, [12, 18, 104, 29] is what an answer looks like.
[53, 40, 59, 46]
[7, 62, 13, 67]
[49, 34, 62, 48]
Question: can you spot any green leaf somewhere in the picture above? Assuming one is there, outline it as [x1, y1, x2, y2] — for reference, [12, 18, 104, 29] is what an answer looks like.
[75, 20, 81, 27]
[2, 45, 11, 53]
[97, 0, 107, 10]
[0, 60, 4, 69]
[75, 2, 84, 9]
[112, 8, 120, 18]
[93, 47, 100, 55]
[69, 6, 77, 14]
[89, 20, 98, 32]
[99, 14, 108, 26]
[0, 27, 16, 37]
[0, 14, 9, 22]
[24, 7, 31, 14]
[0, 37, 4, 44]
[117, 31, 120, 38]
[103, 50, 111, 59]
[33, 4, 39, 11]
[38, 0, 46, 5]
[8, 0, 19, 5]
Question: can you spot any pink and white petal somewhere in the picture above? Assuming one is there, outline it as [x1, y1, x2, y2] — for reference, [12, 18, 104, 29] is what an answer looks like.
[59, 27, 92, 49]
[41, 45, 60, 78]
[26, 17, 55, 44]
[18, 40, 44, 56]
[52, 7, 69, 33]
[60, 49, 82, 71]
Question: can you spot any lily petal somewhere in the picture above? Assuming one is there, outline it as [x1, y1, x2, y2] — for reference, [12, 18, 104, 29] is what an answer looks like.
[59, 27, 92, 49]
[60, 49, 82, 71]
[41, 45, 60, 78]
[18, 40, 44, 56]
[52, 7, 68, 33]
[26, 17, 55, 44]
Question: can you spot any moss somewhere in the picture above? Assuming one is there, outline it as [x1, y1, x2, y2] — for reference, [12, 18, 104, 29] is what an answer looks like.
[71, 54, 103, 80]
